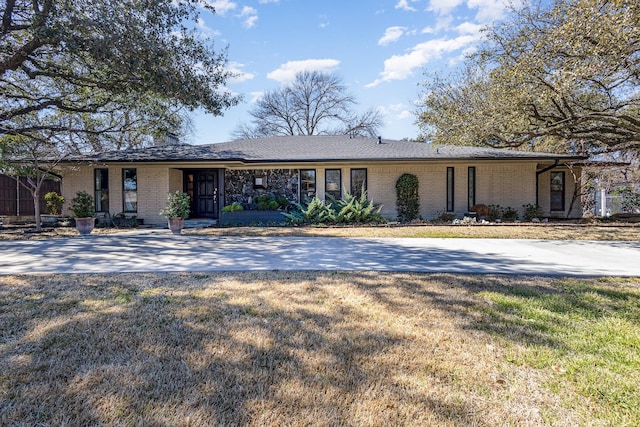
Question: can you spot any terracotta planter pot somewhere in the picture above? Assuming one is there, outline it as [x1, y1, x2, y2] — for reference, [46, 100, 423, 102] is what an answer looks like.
[168, 218, 184, 235]
[75, 217, 95, 235]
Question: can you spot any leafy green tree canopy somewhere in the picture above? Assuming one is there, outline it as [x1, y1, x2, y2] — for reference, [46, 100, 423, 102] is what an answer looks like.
[417, 0, 640, 156]
[1, 0, 238, 147]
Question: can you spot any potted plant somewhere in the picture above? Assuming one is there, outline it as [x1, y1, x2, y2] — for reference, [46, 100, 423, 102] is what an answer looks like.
[160, 191, 190, 234]
[70, 191, 95, 235]
[42, 191, 65, 225]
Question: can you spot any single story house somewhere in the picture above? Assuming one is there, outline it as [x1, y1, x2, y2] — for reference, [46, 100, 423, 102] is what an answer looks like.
[59, 136, 585, 225]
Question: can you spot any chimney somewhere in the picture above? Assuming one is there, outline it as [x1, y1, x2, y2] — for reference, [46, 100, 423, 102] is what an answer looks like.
[155, 132, 179, 146]
[377, 136, 382, 144]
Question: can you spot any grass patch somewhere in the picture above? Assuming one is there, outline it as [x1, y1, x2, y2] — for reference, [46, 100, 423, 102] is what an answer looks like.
[1, 273, 639, 426]
[476, 277, 640, 425]
[188, 223, 640, 241]
[3, 223, 640, 241]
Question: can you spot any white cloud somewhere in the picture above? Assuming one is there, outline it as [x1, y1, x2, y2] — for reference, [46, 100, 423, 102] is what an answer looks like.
[428, 0, 463, 15]
[435, 15, 453, 31]
[239, 6, 258, 28]
[397, 110, 413, 120]
[207, 0, 237, 16]
[267, 59, 341, 84]
[395, 0, 418, 12]
[386, 103, 413, 120]
[249, 91, 264, 103]
[319, 15, 330, 29]
[195, 17, 221, 38]
[227, 61, 255, 83]
[378, 26, 407, 46]
[366, 34, 480, 87]
[468, 0, 507, 22]
[455, 21, 484, 35]
[377, 104, 413, 121]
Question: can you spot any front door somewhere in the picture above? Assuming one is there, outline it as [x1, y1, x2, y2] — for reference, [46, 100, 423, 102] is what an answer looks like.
[185, 170, 219, 218]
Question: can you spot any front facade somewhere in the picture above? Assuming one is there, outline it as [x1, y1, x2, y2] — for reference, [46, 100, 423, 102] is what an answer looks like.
[60, 136, 583, 225]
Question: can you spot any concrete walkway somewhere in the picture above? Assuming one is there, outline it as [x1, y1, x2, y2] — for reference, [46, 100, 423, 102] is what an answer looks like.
[1, 231, 639, 276]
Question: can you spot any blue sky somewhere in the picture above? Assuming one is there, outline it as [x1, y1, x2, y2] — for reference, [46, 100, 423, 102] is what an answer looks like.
[191, 0, 511, 144]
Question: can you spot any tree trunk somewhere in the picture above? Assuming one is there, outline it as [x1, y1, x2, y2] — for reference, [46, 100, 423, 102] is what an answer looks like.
[33, 189, 42, 232]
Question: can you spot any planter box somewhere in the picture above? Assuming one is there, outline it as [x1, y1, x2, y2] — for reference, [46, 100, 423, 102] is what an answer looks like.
[220, 210, 286, 225]
[40, 214, 59, 225]
[96, 217, 144, 228]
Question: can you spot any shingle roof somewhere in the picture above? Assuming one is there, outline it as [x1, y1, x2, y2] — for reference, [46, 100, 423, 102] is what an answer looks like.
[67, 135, 585, 163]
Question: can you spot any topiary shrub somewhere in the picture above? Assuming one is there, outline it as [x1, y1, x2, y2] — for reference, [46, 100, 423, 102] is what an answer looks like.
[70, 191, 95, 218]
[395, 173, 420, 222]
[44, 191, 64, 215]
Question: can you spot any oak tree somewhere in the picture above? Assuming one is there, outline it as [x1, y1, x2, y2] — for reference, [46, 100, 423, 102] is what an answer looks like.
[417, 0, 640, 156]
[1, 0, 238, 230]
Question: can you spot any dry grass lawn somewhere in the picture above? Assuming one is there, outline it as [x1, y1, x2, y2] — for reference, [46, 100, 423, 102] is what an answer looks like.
[4, 222, 640, 240]
[2, 272, 639, 426]
[188, 223, 640, 240]
[0, 222, 640, 241]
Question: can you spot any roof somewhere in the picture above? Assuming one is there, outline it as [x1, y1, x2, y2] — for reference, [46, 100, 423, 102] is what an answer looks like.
[65, 135, 586, 163]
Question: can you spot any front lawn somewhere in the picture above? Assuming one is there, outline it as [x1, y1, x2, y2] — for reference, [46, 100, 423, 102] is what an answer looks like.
[189, 223, 640, 240]
[1, 273, 638, 426]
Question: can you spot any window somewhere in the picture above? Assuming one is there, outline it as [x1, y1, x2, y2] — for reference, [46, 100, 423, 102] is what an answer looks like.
[550, 171, 565, 211]
[350, 168, 367, 198]
[94, 169, 109, 212]
[122, 168, 137, 213]
[325, 169, 342, 200]
[468, 167, 476, 211]
[446, 167, 455, 212]
[300, 169, 316, 200]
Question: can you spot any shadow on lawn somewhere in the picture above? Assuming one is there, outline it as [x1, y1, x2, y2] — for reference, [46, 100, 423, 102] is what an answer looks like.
[1, 272, 482, 426]
[3, 272, 638, 425]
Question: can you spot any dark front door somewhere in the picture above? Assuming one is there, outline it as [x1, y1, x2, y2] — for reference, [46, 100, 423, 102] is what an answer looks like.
[185, 170, 219, 218]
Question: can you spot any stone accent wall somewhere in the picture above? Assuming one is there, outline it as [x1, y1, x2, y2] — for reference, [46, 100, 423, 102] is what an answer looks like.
[224, 169, 298, 208]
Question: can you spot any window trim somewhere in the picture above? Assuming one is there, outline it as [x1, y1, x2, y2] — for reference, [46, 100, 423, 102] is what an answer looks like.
[467, 166, 476, 211]
[122, 168, 138, 213]
[446, 167, 455, 212]
[350, 168, 367, 198]
[94, 168, 109, 213]
[325, 168, 342, 201]
[550, 171, 565, 212]
[299, 169, 316, 201]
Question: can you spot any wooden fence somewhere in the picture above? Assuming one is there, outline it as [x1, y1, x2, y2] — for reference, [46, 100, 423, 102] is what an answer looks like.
[0, 174, 61, 216]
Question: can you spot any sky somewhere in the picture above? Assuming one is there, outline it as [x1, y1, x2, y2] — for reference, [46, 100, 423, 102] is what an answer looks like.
[190, 0, 512, 145]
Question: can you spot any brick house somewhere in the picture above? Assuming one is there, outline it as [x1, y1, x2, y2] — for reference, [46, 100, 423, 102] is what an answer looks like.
[59, 136, 584, 225]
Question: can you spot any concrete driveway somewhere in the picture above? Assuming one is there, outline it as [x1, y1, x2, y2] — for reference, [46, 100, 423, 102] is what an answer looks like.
[1, 231, 639, 276]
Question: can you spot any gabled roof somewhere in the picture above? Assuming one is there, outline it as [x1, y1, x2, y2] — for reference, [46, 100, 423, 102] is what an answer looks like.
[66, 135, 586, 163]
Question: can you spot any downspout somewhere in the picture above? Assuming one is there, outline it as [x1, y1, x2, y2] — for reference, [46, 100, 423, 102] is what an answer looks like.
[535, 159, 559, 207]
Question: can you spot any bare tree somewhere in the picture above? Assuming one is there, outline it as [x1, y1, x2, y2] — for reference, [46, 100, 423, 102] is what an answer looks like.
[234, 71, 383, 139]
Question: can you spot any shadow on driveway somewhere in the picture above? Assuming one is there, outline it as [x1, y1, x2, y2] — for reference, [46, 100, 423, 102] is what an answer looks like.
[1, 234, 639, 276]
